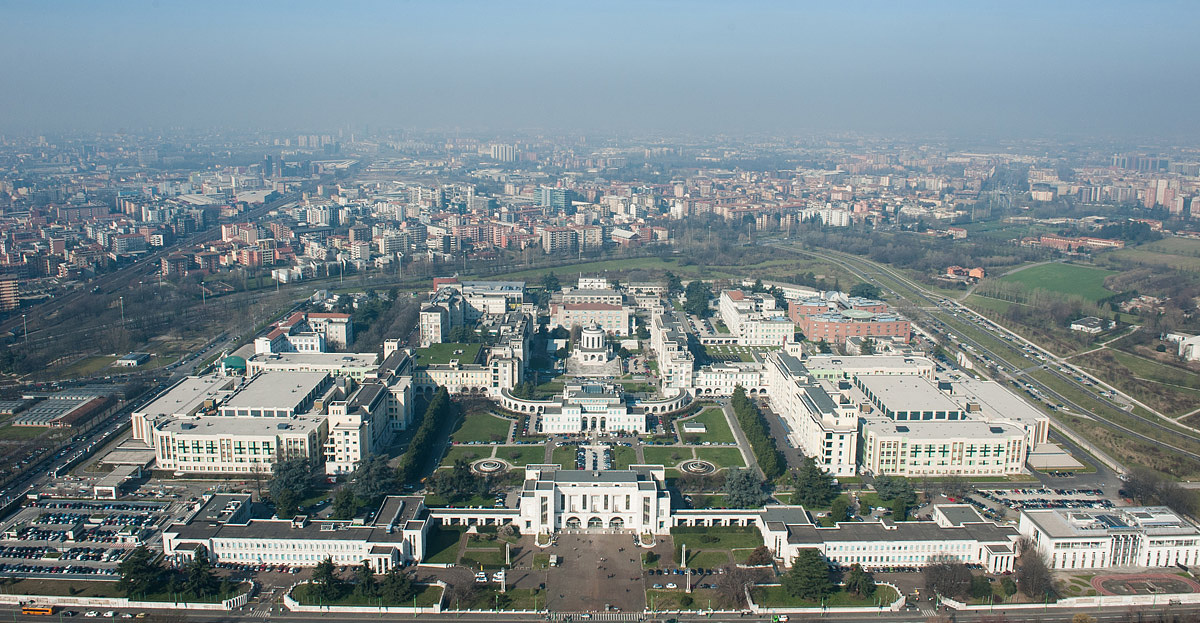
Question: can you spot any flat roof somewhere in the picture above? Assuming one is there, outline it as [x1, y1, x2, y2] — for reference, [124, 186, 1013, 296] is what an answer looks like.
[135, 376, 236, 419]
[1023, 506, 1200, 539]
[949, 378, 1047, 427]
[856, 375, 961, 413]
[787, 518, 1017, 545]
[862, 417, 1023, 439]
[248, 352, 379, 368]
[223, 372, 329, 410]
[162, 414, 324, 437]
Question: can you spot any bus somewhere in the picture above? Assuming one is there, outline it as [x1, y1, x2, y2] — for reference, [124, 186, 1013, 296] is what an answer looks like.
[21, 606, 55, 616]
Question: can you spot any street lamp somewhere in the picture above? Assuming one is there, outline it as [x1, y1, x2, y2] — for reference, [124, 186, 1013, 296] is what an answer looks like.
[22, 314, 27, 344]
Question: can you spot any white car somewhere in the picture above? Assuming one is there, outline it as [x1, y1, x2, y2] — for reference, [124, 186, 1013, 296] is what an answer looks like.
[84, 612, 99, 618]
[102, 612, 115, 618]
[665, 583, 678, 589]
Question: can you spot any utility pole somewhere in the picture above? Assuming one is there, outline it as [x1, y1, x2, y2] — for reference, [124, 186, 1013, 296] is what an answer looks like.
[22, 314, 27, 344]
[119, 296, 125, 325]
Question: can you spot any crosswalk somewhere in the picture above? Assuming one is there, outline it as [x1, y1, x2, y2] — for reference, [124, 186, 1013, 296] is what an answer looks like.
[245, 607, 271, 619]
[549, 614, 642, 622]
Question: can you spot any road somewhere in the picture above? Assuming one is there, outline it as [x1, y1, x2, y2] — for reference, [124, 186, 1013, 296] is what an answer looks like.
[772, 242, 1200, 476]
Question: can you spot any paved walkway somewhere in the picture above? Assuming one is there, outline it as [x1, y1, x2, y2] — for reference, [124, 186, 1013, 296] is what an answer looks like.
[719, 400, 760, 476]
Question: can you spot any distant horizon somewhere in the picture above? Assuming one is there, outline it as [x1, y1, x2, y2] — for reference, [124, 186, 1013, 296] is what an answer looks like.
[2, 1, 1198, 140]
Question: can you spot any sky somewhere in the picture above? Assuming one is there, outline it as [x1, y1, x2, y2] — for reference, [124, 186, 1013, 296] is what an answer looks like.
[1, 0, 1198, 139]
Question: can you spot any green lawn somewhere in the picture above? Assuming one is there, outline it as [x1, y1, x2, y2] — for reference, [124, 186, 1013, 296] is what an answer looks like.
[424, 525, 468, 564]
[751, 584, 898, 608]
[451, 412, 511, 444]
[460, 588, 545, 611]
[1109, 350, 1200, 390]
[551, 445, 577, 469]
[495, 446, 545, 466]
[671, 526, 763, 561]
[679, 407, 736, 444]
[682, 550, 733, 568]
[46, 355, 116, 378]
[998, 263, 1116, 302]
[0, 425, 49, 440]
[293, 582, 443, 607]
[414, 342, 484, 366]
[694, 447, 745, 468]
[460, 549, 507, 569]
[646, 588, 721, 611]
[612, 445, 637, 469]
[440, 446, 487, 467]
[642, 446, 691, 466]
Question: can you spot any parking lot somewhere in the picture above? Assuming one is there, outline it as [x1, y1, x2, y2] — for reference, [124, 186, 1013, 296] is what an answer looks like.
[0, 498, 188, 579]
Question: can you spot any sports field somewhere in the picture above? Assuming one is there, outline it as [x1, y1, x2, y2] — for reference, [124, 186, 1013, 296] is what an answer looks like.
[999, 263, 1116, 302]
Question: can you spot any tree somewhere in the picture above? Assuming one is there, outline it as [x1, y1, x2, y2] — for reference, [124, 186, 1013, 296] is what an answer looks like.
[792, 457, 838, 507]
[845, 564, 876, 597]
[542, 272, 560, 293]
[999, 577, 1017, 599]
[890, 495, 909, 521]
[1015, 537, 1054, 599]
[684, 280, 713, 318]
[665, 272, 683, 297]
[713, 566, 759, 608]
[430, 458, 488, 503]
[873, 476, 917, 506]
[724, 468, 767, 508]
[354, 562, 378, 599]
[745, 546, 773, 567]
[331, 486, 359, 520]
[782, 549, 833, 600]
[117, 546, 163, 598]
[849, 283, 882, 299]
[184, 550, 218, 598]
[381, 567, 415, 603]
[969, 574, 993, 600]
[860, 338, 876, 355]
[829, 497, 850, 524]
[923, 557, 972, 599]
[816, 338, 832, 354]
[270, 457, 313, 516]
[351, 455, 395, 508]
[311, 557, 345, 602]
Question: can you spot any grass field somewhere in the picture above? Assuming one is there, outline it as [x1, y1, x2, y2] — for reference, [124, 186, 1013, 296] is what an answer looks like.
[751, 584, 898, 608]
[702, 345, 774, 362]
[612, 445, 637, 469]
[424, 525, 468, 564]
[46, 355, 116, 378]
[671, 526, 763, 561]
[495, 445, 545, 466]
[642, 446, 691, 467]
[998, 263, 1116, 302]
[551, 445, 576, 469]
[694, 447, 746, 468]
[450, 412, 511, 444]
[440, 446, 487, 467]
[414, 342, 484, 366]
[0, 425, 49, 440]
[679, 407, 736, 445]
[1108, 249, 1200, 272]
[646, 588, 721, 611]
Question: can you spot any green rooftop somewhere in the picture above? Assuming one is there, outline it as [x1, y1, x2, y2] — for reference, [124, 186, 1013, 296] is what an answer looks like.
[414, 342, 484, 367]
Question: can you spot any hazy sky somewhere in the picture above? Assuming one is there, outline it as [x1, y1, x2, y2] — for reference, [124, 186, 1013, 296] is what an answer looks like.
[2, 1, 1198, 139]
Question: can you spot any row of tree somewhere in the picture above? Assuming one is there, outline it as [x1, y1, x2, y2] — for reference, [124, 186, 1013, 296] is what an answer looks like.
[781, 550, 877, 601]
[395, 387, 453, 485]
[730, 386, 785, 480]
[117, 547, 232, 601]
[308, 557, 419, 604]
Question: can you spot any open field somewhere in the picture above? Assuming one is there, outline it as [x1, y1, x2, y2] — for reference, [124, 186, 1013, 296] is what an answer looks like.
[0, 424, 50, 440]
[551, 445, 576, 469]
[1108, 249, 1200, 272]
[679, 407, 736, 445]
[694, 446, 746, 468]
[495, 445, 545, 466]
[999, 263, 1117, 302]
[450, 412, 511, 444]
[612, 445, 637, 469]
[1073, 350, 1200, 418]
[642, 446, 692, 466]
[440, 446, 487, 467]
[751, 584, 899, 608]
